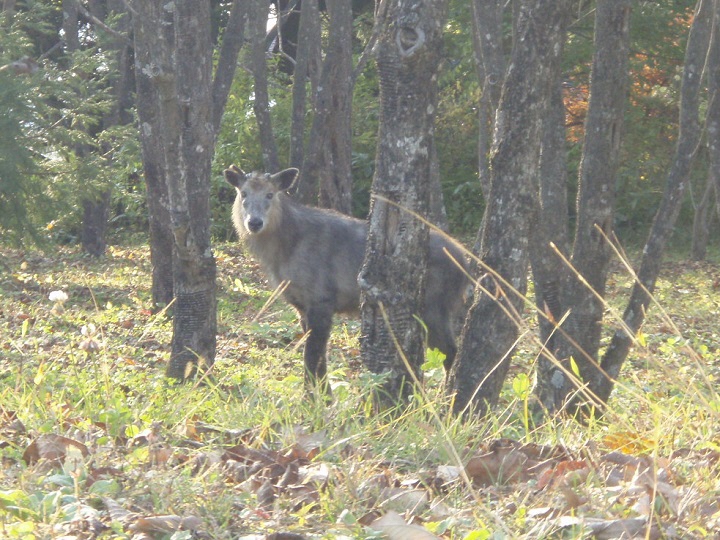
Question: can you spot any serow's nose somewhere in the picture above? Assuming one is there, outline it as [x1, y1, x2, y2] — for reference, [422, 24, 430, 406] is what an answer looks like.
[247, 217, 264, 233]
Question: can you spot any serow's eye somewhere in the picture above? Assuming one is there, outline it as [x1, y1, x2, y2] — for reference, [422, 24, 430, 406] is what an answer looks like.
[265, 192, 274, 200]
[240, 191, 247, 199]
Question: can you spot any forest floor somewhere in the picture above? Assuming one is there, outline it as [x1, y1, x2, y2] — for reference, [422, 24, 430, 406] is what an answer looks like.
[1, 243, 719, 539]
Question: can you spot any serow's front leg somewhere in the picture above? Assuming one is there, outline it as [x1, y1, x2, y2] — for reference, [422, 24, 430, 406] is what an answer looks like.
[302, 306, 333, 397]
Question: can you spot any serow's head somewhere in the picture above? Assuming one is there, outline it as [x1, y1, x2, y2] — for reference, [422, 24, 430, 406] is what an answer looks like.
[224, 165, 299, 235]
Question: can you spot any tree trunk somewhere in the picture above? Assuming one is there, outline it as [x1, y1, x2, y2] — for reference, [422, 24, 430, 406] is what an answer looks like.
[707, 0, 720, 237]
[2, 0, 15, 27]
[164, 0, 217, 379]
[691, 176, 714, 261]
[529, 29, 570, 353]
[63, 0, 112, 258]
[428, 139, 449, 231]
[539, 0, 632, 414]
[131, 1, 175, 309]
[599, 0, 714, 405]
[211, 0, 249, 137]
[81, 0, 134, 258]
[131, 0, 217, 378]
[289, 0, 321, 177]
[298, 0, 354, 213]
[248, 0, 280, 172]
[470, 0, 505, 199]
[82, 191, 111, 257]
[359, 0, 448, 405]
[448, 0, 567, 417]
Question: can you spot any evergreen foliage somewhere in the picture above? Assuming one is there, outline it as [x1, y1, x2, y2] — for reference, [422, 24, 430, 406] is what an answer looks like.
[0, 2, 139, 246]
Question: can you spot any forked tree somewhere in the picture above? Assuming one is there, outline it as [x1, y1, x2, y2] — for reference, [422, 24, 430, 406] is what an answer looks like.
[129, 0, 247, 378]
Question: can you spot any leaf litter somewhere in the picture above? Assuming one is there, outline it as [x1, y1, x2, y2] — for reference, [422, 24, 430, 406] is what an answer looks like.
[3, 407, 719, 538]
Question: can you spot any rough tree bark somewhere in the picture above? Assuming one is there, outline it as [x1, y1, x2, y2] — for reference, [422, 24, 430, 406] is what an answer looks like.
[598, 0, 714, 405]
[131, 1, 174, 309]
[299, 0, 354, 213]
[691, 177, 715, 261]
[289, 0, 321, 175]
[164, 0, 217, 379]
[529, 22, 570, 352]
[359, 0, 448, 405]
[131, 0, 217, 379]
[448, 0, 567, 417]
[129, 0, 228, 379]
[248, 0, 280, 172]
[470, 0, 505, 199]
[130, 0, 246, 377]
[538, 0, 632, 414]
[709, 0, 720, 224]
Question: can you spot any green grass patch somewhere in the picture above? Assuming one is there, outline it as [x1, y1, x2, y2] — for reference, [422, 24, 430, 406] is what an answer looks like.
[1, 244, 719, 538]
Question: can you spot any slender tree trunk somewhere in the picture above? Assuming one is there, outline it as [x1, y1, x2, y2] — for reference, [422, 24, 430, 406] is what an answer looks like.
[131, 0, 217, 378]
[82, 191, 111, 256]
[599, 0, 714, 404]
[298, 0, 354, 213]
[248, 0, 280, 172]
[314, 0, 353, 213]
[539, 0, 632, 414]
[129, 0, 245, 376]
[164, 0, 217, 379]
[470, 0, 505, 200]
[448, 0, 567, 417]
[62, 0, 79, 51]
[428, 139, 449, 231]
[289, 0, 321, 178]
[80, 0, 134, 258]
[63, 0, 110, 257]
[359, 0, 448, 405]
[530, 32, 570, 352]
[2, 0, 15, 26]
[691, 177, 714, 261]
[211, 0, 249, 137]
[707, 0, 720, 235]
[131, 2, 175, 309]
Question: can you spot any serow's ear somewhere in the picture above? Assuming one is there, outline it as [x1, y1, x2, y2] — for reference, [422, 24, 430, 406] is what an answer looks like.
[224, 165, 246, 188]
[271, 168, 299, 192]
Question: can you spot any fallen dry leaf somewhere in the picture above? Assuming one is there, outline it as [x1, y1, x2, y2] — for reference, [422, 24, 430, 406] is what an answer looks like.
[582, 516, 660, 539]
[256, 478, 277, 509]
[536, 460, 589, 490]
[378, 487, 429, 515]
[465, 446, 528, 485]
[370, 510, 442, 540]
[129, 514, 203, 533]
[22, 433, 89, 467]
[103, 497, 137, 525]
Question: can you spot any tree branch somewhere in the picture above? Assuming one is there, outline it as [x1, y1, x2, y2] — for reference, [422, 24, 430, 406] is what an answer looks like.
[75, 0, 132, 46]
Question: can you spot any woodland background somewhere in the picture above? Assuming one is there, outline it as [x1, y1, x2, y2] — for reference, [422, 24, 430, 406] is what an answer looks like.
[1, 1, 720, 537]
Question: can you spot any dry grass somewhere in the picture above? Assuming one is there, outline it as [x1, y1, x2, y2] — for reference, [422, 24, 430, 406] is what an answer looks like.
[1, 243, 719, 539]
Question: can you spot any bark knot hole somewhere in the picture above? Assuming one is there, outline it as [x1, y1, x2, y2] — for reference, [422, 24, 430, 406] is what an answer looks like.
[396, 26, 424, 57]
